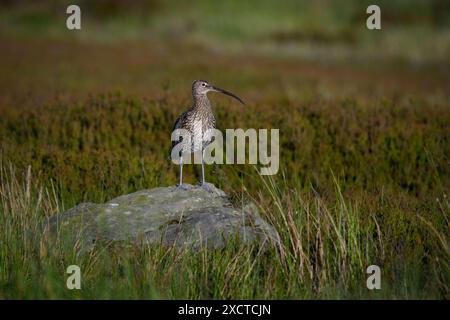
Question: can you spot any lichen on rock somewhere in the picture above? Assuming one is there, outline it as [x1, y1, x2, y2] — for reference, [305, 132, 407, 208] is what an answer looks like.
[42, 183, 281, 252]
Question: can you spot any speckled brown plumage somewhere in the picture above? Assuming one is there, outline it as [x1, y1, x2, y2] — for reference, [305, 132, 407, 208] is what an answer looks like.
[172, 85, 216, 153]
[171, 80, 245, 187]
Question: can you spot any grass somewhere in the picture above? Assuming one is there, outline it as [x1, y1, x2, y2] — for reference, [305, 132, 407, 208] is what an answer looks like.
[0, 0, 449, 299]
[0, 86, 448, 299]
[1, 160, 448, 299]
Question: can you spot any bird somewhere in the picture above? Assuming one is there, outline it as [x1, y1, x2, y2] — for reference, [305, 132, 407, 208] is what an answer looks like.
[171, 80, 245, 190]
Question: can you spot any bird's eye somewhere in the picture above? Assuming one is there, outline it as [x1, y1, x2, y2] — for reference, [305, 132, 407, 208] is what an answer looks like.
[202, 83, 206, 87]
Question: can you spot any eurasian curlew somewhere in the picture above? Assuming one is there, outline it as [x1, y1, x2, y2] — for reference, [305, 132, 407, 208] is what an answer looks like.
[171, 80, 245, 190]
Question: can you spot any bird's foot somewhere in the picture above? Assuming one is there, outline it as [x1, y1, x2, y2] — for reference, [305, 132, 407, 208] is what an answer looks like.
[175, 183, 190, 190]
[198, 181, 215, 193]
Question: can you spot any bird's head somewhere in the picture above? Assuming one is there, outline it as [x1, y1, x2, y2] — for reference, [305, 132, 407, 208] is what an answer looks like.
[192, 80, 245, 105]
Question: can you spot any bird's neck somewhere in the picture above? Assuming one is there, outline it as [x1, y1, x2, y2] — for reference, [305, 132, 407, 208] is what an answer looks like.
[193, 94, 212, 111]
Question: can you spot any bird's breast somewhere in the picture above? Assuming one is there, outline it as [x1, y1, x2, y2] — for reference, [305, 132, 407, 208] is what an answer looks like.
[191, 118, 209, 134]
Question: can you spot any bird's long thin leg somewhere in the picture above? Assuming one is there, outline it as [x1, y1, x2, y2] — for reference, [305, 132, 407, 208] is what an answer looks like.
[199, 148, 214, 193]
[179, 152, 183, 186]
[201, 148, 205, 185]
[175, 152, 189, 190]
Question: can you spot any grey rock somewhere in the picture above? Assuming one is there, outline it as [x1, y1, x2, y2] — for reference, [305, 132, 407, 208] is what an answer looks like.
[42, 183, 281, 252]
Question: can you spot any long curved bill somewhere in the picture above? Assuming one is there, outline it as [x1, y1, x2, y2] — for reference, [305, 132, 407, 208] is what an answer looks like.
[212, 85, 246, 105]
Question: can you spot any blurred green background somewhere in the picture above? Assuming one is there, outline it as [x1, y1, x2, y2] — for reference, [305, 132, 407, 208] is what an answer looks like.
[1, 0, 450, 65]
[0, 0, 449, 299]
